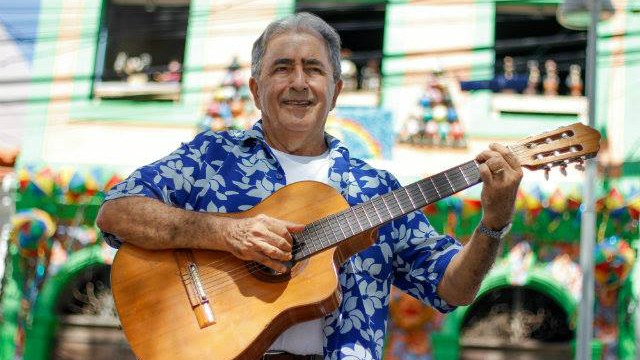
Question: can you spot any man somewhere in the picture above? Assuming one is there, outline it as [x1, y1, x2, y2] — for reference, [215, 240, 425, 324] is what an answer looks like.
[97, 12, 521, 360]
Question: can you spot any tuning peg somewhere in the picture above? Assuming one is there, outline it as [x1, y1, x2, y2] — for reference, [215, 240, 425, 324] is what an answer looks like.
[575, 161, 585, 171]
[544, 166, 551, 180]
[560, 165, 567, 176]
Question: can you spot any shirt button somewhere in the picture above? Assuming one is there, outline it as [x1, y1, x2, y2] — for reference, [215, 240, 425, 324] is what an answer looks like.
[276, 173, 283, 180]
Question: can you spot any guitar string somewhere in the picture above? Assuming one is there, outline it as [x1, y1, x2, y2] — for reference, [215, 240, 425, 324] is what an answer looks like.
[180, 143, 546, 289]
[181, 156, 499, 289]
[185, 147, 557, 294]
[178, 146, 536, 289]
[185, 159, 478, 280]
[182, 143, 535, 278]
[184, 162, 483, 292]
[182, 157, 489, 280]
[178, 140, 586, 292]
[184, 167, 474, 292]
[192, 173, 475, 294]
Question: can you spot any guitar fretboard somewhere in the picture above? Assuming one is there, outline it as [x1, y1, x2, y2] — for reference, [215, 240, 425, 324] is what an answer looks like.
[292, 160, 482, 261]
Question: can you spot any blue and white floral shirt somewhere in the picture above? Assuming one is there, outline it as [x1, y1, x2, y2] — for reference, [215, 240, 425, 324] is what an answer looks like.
[102, 120, 462, 360]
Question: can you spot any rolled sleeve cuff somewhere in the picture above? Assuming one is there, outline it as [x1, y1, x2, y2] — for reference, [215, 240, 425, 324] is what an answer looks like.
[429, 236, 462, 313]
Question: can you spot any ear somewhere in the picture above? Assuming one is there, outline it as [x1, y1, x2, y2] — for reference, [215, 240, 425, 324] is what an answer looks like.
[249, 77, 262, 111]
[330, 78, 343, 110]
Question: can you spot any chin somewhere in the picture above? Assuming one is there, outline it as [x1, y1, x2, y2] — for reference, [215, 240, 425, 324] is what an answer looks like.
[279, 117, 320, 132]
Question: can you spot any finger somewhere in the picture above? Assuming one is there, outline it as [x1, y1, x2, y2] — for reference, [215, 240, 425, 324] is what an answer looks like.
[489, 143, 522, 172]
[485, 157, 507, 174]
[261, 221, 294, 249]
[475, 149, 501, 163]
[258, 240, 292, 262]
[477, 161, 493, 185]
[253, 252, 288, 273]
[262, 229, 292, 252]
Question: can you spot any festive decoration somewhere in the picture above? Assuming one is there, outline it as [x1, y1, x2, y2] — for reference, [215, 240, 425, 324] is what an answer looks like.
[11, 209, 56, 255]
[547, 253, 583, 301]
[16, 166, 123, 207]
[595, 237, 636, 291]
[506, 241, 535, 285]
[399, 71, 466, 148]
[199, 58, 256, 132]
[9, 209, 57, 360]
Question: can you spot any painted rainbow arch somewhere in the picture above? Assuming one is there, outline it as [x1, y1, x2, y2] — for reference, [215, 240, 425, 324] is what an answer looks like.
[325, 115, 383, 159]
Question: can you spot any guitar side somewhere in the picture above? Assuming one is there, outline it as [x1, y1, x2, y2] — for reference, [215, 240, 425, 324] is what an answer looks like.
[111, 181, 378, 360]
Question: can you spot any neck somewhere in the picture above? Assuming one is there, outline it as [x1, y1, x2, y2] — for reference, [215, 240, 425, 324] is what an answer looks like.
[292, 160, 483, 261]
[262, 120, 327, 156]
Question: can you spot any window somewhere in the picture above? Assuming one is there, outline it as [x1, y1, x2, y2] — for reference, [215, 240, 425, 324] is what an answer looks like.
[93, 0, 191, 101]
[494, 5, 587, 96]
[295, 1, 385, 93]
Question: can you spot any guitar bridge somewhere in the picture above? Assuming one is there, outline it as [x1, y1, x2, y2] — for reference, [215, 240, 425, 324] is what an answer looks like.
[175, 250, 216, 328]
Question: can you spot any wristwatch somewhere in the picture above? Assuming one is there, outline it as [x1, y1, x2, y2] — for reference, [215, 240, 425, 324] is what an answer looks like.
[477, 221, 512, 240]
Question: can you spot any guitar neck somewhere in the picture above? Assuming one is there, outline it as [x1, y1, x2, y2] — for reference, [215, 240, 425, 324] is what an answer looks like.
[293, 160, 482, 261]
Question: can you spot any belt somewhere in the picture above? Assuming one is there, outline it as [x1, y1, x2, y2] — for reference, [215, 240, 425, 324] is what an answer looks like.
[262, 352, 323, 360]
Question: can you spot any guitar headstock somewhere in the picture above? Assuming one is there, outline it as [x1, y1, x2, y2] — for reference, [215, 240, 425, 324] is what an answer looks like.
[512, 123, 601, 176]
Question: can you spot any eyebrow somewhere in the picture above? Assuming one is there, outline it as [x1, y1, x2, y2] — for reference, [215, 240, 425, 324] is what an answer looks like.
[271, 58, 325, 68]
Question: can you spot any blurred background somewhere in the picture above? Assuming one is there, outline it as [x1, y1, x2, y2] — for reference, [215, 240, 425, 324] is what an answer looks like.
[0, 0, 638, 359]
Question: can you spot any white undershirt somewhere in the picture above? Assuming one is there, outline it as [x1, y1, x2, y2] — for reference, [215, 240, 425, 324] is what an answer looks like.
[267, 147, 330, 355]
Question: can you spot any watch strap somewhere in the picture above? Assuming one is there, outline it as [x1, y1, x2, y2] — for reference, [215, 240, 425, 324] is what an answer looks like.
[477, 222, 511, 240]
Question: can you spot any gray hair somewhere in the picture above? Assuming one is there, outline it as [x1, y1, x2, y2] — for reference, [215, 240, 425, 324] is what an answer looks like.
[251, 12, 342, 82]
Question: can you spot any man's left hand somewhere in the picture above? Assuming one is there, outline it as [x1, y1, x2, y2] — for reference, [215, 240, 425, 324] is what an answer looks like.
[475, 143, 523, 230]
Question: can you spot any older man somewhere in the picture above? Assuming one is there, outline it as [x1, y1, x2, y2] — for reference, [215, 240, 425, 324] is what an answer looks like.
[97, 12, 521, 360]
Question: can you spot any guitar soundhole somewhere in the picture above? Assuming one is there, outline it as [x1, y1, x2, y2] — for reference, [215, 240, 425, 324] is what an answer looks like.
[247, 260, 306, 283]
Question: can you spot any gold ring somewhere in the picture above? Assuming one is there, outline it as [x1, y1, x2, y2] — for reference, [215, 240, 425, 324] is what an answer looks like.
[493, 168, 504, 174]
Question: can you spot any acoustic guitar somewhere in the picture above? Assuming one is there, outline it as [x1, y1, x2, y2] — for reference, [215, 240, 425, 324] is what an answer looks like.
[111, 123, 601, 360]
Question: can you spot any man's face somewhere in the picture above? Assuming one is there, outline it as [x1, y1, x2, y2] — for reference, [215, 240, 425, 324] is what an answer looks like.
[250, 31, 342, 140]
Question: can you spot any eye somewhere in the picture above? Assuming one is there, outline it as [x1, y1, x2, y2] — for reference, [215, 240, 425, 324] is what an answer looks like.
[274, 66, 288, 73]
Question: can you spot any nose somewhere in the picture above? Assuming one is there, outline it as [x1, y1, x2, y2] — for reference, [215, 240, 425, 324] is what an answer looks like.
[290, 66, 308, 92]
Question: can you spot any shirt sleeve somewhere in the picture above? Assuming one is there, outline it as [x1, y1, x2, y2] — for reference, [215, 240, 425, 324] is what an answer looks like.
[385, 172, 463, 313]
[99, 140, 197, 248]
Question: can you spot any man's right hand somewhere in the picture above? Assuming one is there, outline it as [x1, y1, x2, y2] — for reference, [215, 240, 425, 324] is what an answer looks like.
[222, 214, 305, 273]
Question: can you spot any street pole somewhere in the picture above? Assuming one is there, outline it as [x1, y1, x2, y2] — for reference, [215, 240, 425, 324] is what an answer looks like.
[576, 0, 600, 357]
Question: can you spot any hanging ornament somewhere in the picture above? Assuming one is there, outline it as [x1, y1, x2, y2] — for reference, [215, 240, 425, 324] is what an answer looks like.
[9, 209, 56, 360]
[594, 236, 636, 291]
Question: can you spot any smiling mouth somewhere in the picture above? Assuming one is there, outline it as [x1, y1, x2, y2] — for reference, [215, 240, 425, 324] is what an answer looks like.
[282, 100, 313, 106]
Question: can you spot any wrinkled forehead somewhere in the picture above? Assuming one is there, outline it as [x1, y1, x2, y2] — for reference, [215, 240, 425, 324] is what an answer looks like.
[262, 29, 332, 67]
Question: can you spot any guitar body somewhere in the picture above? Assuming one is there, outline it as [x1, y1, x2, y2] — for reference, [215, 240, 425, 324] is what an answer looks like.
[111, 182, 378, 360]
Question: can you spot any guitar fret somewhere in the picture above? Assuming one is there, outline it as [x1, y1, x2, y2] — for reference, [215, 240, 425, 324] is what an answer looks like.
[416, 182, 429, 204]
[312, 221, 324, 250]
[326, 216, 341, 245]
[369, 199, 383, 224]
[304, 231, 315, 255]
[404, 187, 416, 210]
[430, 177, 441, 198]
[318, 220, 332, 247]
[391, 190, 404, 214]
[360, 205, 373, 227]
[459, 166, 470, 186]
[341, 211, 355, 237]
[442, 172, 455, 193]
[380, 194, 393, 220]
[333, 214, 347, 240]
[350, 207, 364, 232]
